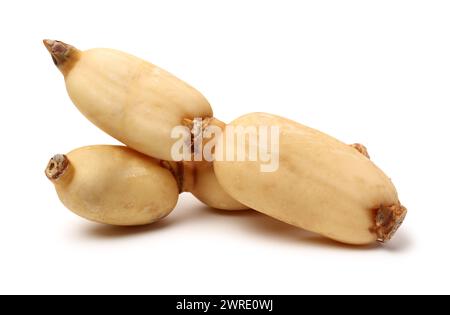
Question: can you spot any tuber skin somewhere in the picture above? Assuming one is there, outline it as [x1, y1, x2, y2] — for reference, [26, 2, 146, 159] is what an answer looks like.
[183, 161, 249, 210]
[159, 160, 249, 210]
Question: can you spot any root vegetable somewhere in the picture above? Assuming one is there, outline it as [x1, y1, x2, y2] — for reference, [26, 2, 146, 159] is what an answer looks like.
[43, 40, 406, 241]
[43, 39, 212, 162]
[46, 145, 179, 226]
[213, 113, 407, 245]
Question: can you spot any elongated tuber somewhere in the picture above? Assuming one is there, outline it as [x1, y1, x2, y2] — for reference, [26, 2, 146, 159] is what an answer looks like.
[213, 113, 407, 245]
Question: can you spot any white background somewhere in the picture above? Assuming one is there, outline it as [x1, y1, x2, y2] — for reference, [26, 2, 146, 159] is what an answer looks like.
[0, 0, 449, 295]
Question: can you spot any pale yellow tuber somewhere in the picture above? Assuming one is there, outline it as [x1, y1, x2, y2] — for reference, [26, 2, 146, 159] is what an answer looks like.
[213, 113, 407, 245]
[46, 145, 179, 226]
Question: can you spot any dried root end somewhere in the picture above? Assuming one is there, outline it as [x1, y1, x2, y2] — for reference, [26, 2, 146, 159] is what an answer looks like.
[182, 117, 214, 155]
[43, 39, 79, 74]
[351, 143, 370, 159]
[182, 117, 213, 130]
[373, 204, 407, 243]
[183, 117, 213, 137]
[45, 154, 69, 181]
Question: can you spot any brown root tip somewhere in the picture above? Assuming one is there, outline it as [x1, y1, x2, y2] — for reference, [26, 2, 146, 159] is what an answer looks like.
[351, 143, 370, 159]
[45, 154, 69, 181]
[43, 39, 78, 71]
[374, 204, 407, 243]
